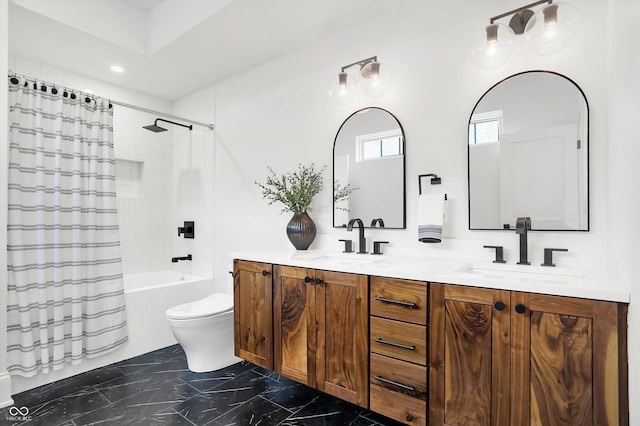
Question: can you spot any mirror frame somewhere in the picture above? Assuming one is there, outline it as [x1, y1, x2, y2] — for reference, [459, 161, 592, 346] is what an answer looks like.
[467, 70, 590, 231]
[333, 106, 406, 229]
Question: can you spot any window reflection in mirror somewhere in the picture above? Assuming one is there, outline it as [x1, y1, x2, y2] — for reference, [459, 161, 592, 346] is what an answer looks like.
[468, 71, 589, 231]
[333, 107, 406, 229]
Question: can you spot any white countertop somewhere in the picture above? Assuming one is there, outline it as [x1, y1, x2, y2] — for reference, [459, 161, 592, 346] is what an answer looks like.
[230, 249, 630, 303]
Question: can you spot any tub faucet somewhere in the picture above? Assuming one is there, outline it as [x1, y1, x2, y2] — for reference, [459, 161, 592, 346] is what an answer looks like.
[515, 217, 531, 265]
[172, 254, 192, 263]
[370, 218, 385, 228]
[347, 218, 367, 254]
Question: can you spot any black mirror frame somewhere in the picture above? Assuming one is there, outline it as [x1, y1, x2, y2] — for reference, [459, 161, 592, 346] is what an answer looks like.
[332, 106, 407, 229]
[467, 70, 590, 232]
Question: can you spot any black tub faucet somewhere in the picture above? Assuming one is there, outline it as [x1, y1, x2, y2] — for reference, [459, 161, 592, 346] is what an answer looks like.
[347, 218, 367, 254]
[516, 217, 531, 265]
[171, 254, 192, 263]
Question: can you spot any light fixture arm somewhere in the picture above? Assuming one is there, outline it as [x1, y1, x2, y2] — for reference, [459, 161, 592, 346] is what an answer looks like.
[489, 0, 551, 24]
[340, 56, 378, 73]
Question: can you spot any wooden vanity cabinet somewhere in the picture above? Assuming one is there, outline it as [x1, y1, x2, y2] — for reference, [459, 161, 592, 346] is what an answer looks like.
[233, 259, 273, 369]
[369, 276, 428, 425]
[429, 283, 628, 426]
[273, 265, 369, 408]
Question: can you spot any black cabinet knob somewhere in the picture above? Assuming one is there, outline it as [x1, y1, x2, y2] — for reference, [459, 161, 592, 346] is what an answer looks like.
[261, 270, 268, 276]
[515, 304, 526, 314]
[314, 278, 322, 285]
[304, 276, 312, 283]
[494, 301, 505, 311]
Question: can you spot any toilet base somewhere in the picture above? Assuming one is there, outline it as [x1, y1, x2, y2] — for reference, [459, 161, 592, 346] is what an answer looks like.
[168, 309, 240, 373]
[185, 350, 242, 373]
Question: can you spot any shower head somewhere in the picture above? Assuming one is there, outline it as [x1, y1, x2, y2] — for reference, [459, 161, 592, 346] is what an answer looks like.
[143, 122, 168, 132]
[143, 118, 192, 132]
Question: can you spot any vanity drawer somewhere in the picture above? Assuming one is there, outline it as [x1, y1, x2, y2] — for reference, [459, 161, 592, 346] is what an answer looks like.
[370, 276, 427, 325]
[370, 316, 426, 365]
[370, 353, 427, 425]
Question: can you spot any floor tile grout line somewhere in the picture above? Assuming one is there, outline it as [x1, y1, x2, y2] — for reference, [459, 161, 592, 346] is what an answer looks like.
[169, 407, 198, 426]
[257, 394, 295, 414]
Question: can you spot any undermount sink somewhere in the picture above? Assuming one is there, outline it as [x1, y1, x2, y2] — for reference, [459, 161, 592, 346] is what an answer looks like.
[456, 262, 584, 286]
[296, 252, 382, 266]
[313, 255, 380, 265]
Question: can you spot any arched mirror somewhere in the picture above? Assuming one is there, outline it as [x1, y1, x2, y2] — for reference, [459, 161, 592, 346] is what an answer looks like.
[468, 71, 589, 231]
[333, 107, 406, 229]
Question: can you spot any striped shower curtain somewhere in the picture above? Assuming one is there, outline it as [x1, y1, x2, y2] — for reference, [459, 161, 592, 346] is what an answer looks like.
[6, 77, 128, 377]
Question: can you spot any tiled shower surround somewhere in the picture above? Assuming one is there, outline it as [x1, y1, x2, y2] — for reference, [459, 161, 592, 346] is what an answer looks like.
[2, 345, 402, 425]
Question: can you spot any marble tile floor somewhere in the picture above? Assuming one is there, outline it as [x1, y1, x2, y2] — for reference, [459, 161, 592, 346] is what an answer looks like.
[2, 345, 405, 426]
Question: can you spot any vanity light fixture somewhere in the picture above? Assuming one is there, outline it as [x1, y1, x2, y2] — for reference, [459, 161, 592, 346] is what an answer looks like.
[471, 0, 579, 69]
[329, 56, 390, 105]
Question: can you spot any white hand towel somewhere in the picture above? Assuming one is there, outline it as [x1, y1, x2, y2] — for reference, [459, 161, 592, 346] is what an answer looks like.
[418, 193, 445, 243]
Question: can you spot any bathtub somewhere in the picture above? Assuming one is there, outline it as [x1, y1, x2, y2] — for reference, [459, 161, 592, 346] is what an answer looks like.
[123, 271, 215, 357]
[11, 271, 216, 394]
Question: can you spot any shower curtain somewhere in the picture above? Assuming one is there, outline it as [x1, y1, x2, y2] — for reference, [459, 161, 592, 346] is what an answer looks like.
[6, 77, 128, 377]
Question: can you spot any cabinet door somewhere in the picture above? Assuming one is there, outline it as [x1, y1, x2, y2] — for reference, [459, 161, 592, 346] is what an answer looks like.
[316, 270, 369, 408]
[273, 265, 316, 386]
[233, 260, 273, 369]
[511, 292, 627, 426]
[429, 284, 511, 426]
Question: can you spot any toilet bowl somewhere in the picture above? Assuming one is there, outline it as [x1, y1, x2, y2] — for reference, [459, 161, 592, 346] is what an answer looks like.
[166, 292, 240, 372]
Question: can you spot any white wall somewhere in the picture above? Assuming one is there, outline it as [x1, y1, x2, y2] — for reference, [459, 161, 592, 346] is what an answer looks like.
[0, 0, 13, 409]
[606, 0, 640, 423]
[207, 0, 611, 287]
[171, 85, 217, 280]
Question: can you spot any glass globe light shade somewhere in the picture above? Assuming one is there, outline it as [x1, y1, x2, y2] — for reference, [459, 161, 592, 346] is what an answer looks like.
[471, 23, 515, 70]
[359, 60, 390, 97]
[329, 71, 357, 105]
[525, 2, 579, 56]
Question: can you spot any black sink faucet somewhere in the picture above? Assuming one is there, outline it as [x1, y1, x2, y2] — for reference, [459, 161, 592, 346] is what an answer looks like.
[347, 218, 367, 254]
[370, 218, 385, 228]
[515, 217, 531, 265]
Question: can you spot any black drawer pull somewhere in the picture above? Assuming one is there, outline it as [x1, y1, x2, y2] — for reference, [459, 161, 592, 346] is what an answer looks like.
[374, 375, 415, 392]
[374, 338, 415, 351]
[374, 296, 417, 309]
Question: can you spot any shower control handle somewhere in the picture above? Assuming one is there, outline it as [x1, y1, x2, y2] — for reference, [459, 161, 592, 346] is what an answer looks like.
[177, 221, 195, 239]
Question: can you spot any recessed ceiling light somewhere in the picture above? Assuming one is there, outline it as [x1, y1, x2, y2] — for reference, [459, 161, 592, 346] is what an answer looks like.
[110, 65, 125, 73]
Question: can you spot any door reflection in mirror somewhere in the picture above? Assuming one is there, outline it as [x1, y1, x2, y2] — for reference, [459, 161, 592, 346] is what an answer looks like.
[468, 71, 589, 231]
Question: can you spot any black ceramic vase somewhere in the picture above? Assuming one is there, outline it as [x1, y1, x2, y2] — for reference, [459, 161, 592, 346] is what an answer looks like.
[286, 211, 316, 250]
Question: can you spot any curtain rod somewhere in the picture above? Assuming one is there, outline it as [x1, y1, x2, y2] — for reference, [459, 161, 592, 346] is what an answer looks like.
[8, 71, 214, 131]
[109, 99, 214, 130]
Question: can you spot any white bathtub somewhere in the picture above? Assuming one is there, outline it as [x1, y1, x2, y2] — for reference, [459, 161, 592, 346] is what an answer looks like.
[11, 271, 216, 394]
[123, 271, 214, 356]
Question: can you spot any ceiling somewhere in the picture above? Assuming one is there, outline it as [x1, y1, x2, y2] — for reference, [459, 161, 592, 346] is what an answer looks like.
[8, 0, 410, 101]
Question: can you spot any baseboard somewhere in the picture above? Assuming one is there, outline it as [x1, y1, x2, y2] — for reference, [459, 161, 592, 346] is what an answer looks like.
[0, 371, 14, 408]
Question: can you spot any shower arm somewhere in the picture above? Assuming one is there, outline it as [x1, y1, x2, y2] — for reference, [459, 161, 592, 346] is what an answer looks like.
[155, 118, 193, 131]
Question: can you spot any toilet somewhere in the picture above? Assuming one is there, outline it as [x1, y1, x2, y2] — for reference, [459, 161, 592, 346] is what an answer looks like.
[166, 292, 239, 372]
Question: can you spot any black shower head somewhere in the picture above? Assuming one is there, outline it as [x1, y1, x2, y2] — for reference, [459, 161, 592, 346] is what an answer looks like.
[143, 118, 192, 132]
[142, 122, 168, 132]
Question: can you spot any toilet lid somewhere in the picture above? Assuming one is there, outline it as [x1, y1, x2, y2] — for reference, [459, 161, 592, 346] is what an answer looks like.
[166, 293, 233, 320]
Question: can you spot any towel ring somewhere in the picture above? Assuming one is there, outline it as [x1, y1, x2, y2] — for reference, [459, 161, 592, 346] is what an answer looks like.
[418, 174, 447, 200]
